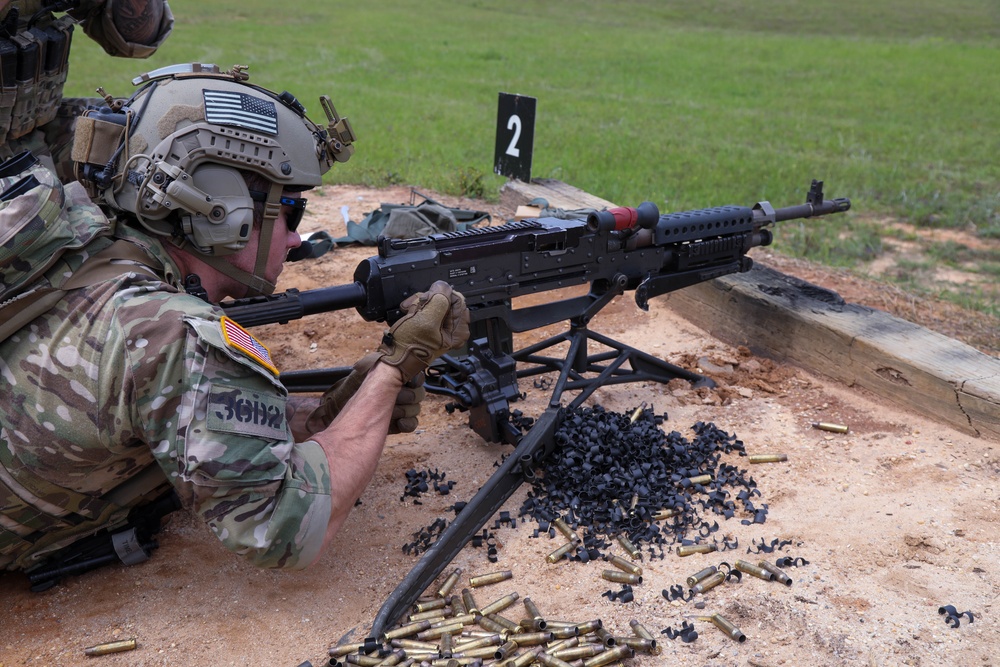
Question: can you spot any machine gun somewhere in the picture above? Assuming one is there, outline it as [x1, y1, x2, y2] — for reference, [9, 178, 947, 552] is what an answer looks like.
[221, 179, 850, 642]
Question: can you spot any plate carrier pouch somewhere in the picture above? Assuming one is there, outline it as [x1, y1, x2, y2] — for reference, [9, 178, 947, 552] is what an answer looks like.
[0, 150, 172, 572]
[0, 150, 158, 342]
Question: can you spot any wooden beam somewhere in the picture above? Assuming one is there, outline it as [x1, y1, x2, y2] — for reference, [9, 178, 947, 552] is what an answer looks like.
[500, 179, 1000, 440]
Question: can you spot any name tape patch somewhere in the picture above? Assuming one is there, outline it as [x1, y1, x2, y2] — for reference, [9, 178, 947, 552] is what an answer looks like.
[207, 384, 288, 440]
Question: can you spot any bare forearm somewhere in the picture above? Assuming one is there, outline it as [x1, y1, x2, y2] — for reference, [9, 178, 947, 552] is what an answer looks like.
[111, 0, 165, 45]
[312, 363, 404, 552]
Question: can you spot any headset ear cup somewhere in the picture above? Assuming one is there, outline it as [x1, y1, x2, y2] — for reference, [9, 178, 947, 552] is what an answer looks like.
[185, 164, 256, 255]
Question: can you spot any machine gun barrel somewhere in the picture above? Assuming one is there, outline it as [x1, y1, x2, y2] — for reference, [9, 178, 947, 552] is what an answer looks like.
[221, 283, 366, 328]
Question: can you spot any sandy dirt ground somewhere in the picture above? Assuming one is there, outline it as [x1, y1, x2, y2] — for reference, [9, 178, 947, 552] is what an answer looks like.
[1, 186, 996, 667]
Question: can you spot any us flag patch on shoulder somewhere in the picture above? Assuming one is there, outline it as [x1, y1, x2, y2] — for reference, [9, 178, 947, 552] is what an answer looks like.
[220, 316, 279, 375]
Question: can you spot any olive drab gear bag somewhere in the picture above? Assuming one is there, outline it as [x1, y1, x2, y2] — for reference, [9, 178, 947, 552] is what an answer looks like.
[0, 150, 154, 343]
[335, 190, 491, 246]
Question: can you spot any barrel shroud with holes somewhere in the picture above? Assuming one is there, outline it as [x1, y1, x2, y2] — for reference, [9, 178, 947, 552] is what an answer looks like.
[220, 179, 850, 643]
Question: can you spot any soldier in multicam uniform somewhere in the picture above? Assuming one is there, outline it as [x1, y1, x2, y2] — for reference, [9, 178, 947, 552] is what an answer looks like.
[0, 63, 470, 575]
[1, 0, 174, 179]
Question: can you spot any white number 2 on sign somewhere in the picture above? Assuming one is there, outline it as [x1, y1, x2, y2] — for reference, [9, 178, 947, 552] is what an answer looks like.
[506, 114, 522, 157]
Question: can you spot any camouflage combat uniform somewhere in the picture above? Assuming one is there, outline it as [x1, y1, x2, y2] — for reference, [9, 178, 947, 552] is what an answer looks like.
[0, 222, 334, 571]
[0, 0, 175, 180]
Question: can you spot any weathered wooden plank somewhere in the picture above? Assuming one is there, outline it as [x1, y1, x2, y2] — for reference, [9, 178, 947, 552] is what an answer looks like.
[671, 268, 1000, 440]
[500, 178, 1000, 440]
[499, 178, 615, 212]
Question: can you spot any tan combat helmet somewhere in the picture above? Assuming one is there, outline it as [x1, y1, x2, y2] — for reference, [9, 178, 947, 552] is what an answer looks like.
[73, 63, 355, 296]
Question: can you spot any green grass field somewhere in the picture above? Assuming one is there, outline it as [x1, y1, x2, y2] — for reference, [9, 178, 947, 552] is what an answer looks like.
[65, 1, 999, 294]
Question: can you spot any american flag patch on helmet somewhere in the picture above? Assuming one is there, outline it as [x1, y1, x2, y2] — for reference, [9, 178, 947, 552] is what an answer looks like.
[220, 316, 279, 375]
[204, 89, 278, 135]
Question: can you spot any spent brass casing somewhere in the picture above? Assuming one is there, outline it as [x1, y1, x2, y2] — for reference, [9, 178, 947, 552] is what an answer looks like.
[451, 594, 468, 617]
[748, 453, 788, 464]
[486, 612, 522, 635]
[439, 631, 454, 658]
[552, 644, 604, 660]
[475, 615, 509, 637]
[615, 534, 640, 559]
[512, 631, 554, 647]
[546, 637, 579, 653]
[612, 636, 657, 654]
[434, 613, 477, 628]
[686, 565, 719, 588]
[409, 607, 451, 622]
[600, 569, 642, 585]
[511, 632, 553, 646]
[519, 617, 547, 632]
[628, 404, 645, 424]
[480, 592, 520, 617]
[469, 570, 513, 588]
[628, 619, 653, 641]
[429, 658, 481, 667]
[382, 620, 433, 642]
[535, 651, 576, 667]
[735, 559, 776, 582]
[377, 648, 407, 666]
[691, 570, 726, 594]
[603, 553, 642, 575]
[455, 647, 500, 659]
[438, 568, 463, 598]
[494, 639, 519, 661]
[594, 627, 616, 647]
[522, 597, 545, 628]
[547, 624, 580, 639]
[574, 619, 603, 635]
[676, 543, 717, 557]
[709, 613, 747, 643]
[546, 541, 576, 564]
[345, 655, 384, 666]
[581, 645, 635, 667]
[392, 639, 439, 652]
[507, 647, 543, 667]
[453, 634, 502, 652]
[758, 560, 794, 586]
[83, 638, 137, 657]
[417, 622, 466, 641]
[330, 642, 367, 658]
[522, 599, 541, 618]
[812, 421, 849, 434]
[684, 474, 713, 486]
[416, 597, 450, 613]
[461, 588, 481, 615]
[651, 508, 681, 521]
[552, 517, 582, 544]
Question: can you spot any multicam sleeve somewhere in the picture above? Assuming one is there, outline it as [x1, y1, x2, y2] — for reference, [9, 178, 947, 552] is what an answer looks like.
[72, 0, 175, 59]
[117, 291, 332, 569]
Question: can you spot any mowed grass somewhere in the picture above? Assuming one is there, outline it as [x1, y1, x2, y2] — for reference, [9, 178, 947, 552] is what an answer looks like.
[65, 1, 999, 272]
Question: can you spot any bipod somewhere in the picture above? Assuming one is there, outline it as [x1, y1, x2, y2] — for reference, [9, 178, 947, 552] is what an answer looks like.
[515, 317, 715, 412]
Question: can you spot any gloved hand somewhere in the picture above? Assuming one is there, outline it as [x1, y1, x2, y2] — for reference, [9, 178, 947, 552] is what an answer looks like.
[389, 373, 427, 434]
[304, 354, 428, 435]
[377, 281, 470, 383]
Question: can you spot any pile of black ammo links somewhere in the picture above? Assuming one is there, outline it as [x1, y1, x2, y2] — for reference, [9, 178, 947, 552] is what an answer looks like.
[518, 404, 766, 560]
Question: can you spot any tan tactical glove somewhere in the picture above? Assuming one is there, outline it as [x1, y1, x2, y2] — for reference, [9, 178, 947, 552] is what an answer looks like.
[304, 353, 428, 435]
[377, 281, 470, 383]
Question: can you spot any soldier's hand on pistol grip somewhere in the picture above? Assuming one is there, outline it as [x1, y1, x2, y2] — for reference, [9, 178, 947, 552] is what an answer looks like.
[376, 280, 470, 383]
